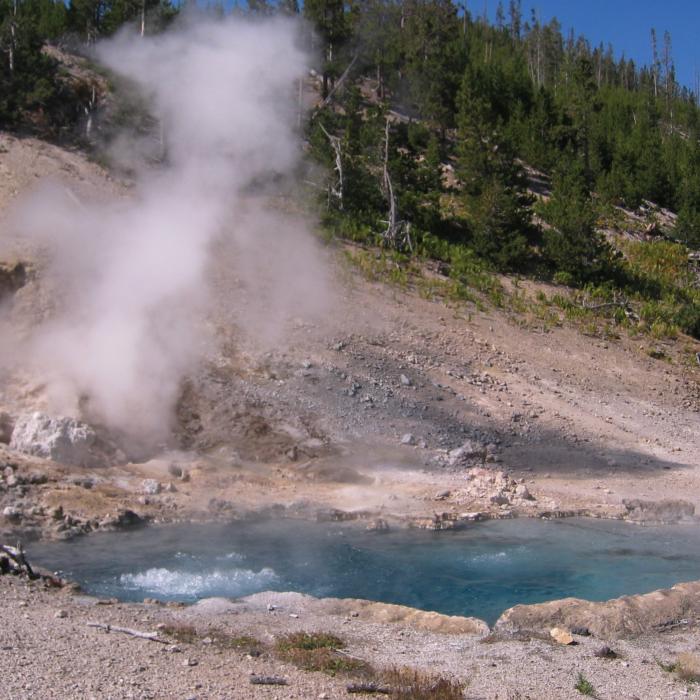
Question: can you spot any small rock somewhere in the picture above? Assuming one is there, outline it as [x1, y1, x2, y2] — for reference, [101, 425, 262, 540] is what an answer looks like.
[571, 626, 591, 636]
[366, 518, 389, 531]
[435, 490, 451, 500]
[594, 645, 618, 659]
[182, 658, 198, 667]
[399, 374, 412, 386]
[54, 609, 67, 619]
[400, 433, 415, 445]
[2, 506, 21, 522]
[514, 484, 535, 501]
[50, 506, 64, 521]
[489, 492, 510, 506]
[550, 627, 575, 645]
[267, 603, 276, 612]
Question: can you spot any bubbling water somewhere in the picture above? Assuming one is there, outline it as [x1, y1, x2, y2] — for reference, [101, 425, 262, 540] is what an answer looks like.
[29, 517, 700, 624]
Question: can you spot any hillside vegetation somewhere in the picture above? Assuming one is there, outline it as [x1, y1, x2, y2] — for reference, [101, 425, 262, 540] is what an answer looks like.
[2, 0, 700, 339]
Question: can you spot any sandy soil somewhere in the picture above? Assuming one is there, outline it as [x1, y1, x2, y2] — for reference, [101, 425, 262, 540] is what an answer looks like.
[2, 574, 700, 700]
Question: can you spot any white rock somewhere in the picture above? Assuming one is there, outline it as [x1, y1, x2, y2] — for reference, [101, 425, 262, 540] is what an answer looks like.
[9, 412, 106, 467]
[2, 506, 21, 521]
[515, 484, 535, 501]
[400, 433, 415, 445]
[142, 479, 161, 495]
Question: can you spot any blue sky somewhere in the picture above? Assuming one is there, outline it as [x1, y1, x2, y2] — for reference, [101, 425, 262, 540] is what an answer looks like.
[482, 0, 700, 91]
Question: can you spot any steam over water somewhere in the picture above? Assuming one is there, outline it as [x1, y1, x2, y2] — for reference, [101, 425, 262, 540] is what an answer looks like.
[29, 518, 700, 624]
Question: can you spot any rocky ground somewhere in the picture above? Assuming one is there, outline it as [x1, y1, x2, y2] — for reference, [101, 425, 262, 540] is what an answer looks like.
[1, 131, 700, 698]
[4, 570, 700, 699]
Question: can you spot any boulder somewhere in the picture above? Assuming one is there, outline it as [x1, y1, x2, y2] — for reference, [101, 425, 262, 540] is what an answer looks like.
[142, 479, 162, 495]
[448, 440, 487, 466]
[550, 627, 574, 645]
[9, 412, 116, 467]
[514, 484, 535, 501]
[622, 499, 695, 524]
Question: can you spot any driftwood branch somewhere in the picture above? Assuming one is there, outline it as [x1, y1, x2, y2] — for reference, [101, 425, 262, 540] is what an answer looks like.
[580, 295, 638, 320]
[86, 622, 168, 643]
[1, 543, 37, 579]
[581, 300, 629, 311]
[250, 675, 288, 686]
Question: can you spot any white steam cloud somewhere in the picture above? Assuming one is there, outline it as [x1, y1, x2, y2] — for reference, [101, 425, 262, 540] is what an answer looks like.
[3, 16, 330, 444]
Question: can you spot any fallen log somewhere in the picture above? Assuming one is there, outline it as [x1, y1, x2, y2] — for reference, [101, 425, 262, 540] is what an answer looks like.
[250, 675, 288, 686]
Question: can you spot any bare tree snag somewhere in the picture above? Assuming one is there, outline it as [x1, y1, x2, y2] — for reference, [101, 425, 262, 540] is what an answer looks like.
[380, 118, 412, 251]
[319, 123, 343, 210]
[318, 54, 358, 111]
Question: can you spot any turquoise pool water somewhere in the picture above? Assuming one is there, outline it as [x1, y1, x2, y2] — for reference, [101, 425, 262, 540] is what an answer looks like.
[28, 517, 700, 624]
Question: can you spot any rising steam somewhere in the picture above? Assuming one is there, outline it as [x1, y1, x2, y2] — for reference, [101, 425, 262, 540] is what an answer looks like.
[3, 15, 329, 444]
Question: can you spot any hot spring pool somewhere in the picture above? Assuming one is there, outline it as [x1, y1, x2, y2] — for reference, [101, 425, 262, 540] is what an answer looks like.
[27, 517, 700, 624]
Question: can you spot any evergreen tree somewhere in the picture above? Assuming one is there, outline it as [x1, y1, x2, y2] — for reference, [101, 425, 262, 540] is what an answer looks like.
[541, 158, 611, 283]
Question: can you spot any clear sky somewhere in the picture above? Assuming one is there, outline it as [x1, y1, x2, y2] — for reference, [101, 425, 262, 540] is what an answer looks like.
[481, 0, 700, 91]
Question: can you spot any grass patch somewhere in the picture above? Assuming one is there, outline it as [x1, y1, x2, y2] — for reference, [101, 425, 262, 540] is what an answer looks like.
[160, 623, 200, 644]
[381, 667, 465, 699]
[574, 672, 597, 697]
[275, 632, 370, 676]
[160, 624, 263, 655]
[674, 653, 700, 683]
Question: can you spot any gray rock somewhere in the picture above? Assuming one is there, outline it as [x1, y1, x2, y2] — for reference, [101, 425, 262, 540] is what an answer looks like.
[366, 518, 389, 531]
[623, 498, 695, 524]
[514, 484, 535, 501]
[400, 433, 415, 445]
[399, 374, 412, 386]
[489, 492, 510, 506]
[448, 440, 487, 466]
[9, 412, 111, 467]
[2, 506, 21, 522]
[141, 479, 161, 495]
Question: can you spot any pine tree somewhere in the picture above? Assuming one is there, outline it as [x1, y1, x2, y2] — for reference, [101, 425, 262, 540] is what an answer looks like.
[541, 158, 611, 283]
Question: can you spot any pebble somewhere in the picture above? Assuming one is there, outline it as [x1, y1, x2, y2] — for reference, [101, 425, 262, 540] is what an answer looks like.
[54, 609, 67, 619]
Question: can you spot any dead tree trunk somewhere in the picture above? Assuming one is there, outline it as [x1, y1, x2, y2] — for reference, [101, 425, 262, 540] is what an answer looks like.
[381, 119, 412, 251]
[319, 124, 343, 210]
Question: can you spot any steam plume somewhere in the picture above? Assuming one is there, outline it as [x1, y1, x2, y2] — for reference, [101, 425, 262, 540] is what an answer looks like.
[3, 15, 329, 444]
